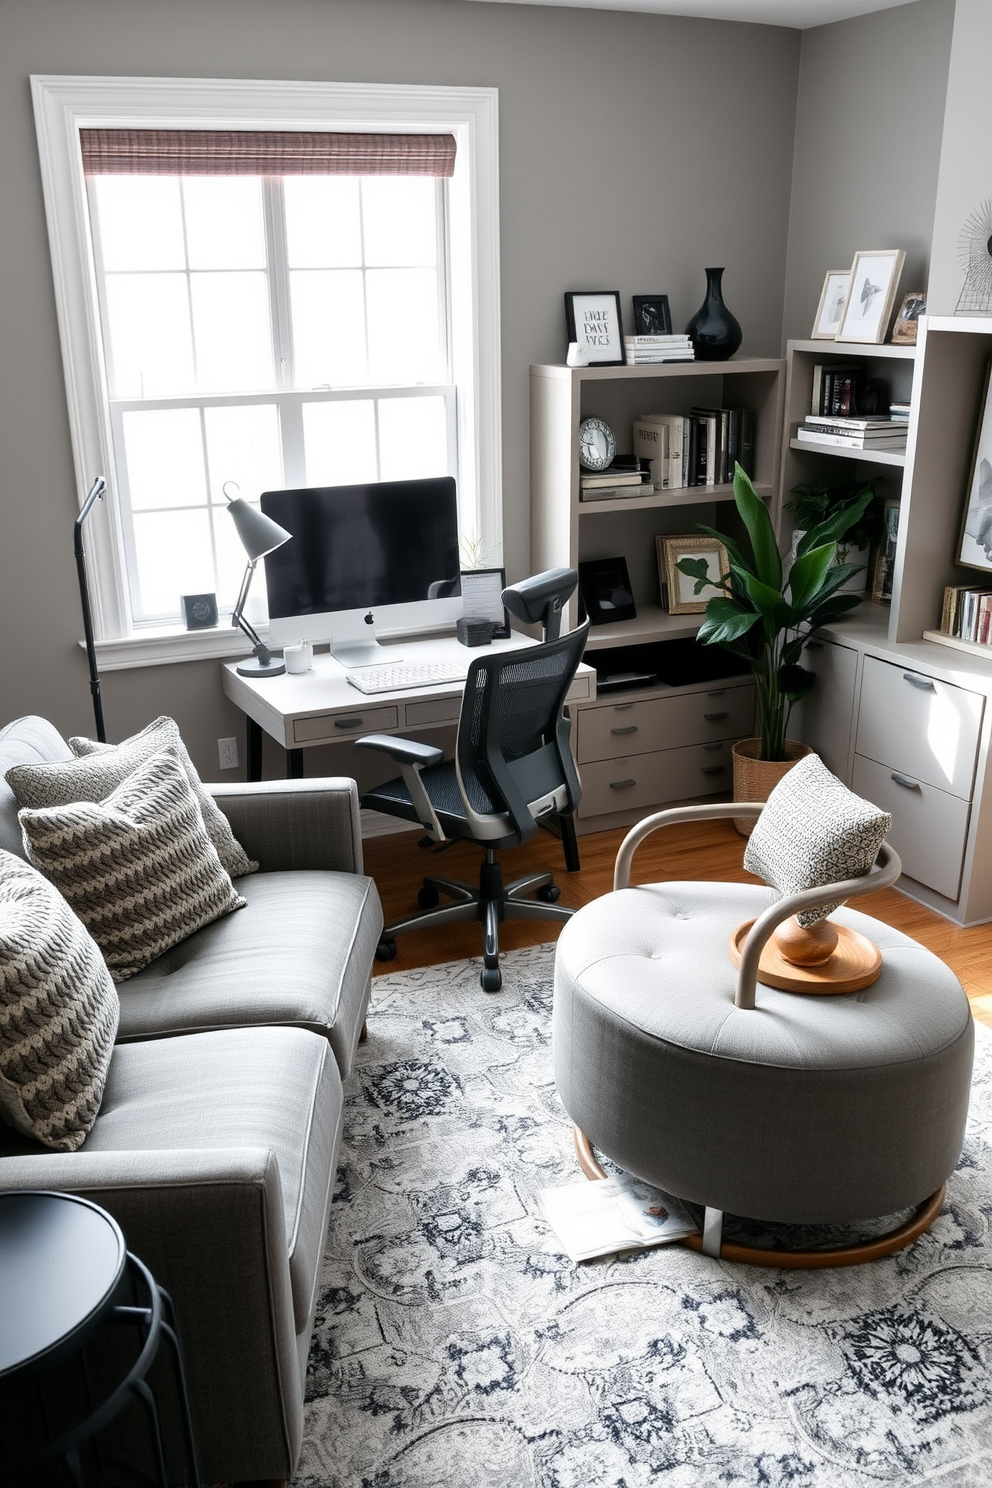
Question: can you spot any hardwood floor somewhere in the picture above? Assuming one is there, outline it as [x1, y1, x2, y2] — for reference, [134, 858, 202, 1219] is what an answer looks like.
[362, 819, 992, 1026]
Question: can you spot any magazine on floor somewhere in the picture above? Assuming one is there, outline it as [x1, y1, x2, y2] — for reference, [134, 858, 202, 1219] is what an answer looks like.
[537, 1175, 698, 1262]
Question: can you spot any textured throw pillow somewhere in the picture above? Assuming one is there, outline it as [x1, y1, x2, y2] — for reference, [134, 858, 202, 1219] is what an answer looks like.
[0, 849, 119, 1151]
[743, 752, 892, 926]
[7, 715, 256, 878]
[18, 751, 246, 981]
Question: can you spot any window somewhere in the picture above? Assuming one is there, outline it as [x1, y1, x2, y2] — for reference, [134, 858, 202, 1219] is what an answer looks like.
[32, 77, 500, 664]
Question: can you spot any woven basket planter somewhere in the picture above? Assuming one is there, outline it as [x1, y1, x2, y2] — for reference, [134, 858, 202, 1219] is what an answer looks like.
[732, 738, 813, 836]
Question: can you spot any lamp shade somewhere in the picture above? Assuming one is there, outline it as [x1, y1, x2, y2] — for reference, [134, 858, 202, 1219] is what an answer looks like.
[227, 497, 291, 561]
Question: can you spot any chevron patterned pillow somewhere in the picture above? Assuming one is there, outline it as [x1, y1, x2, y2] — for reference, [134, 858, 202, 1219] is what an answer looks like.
[7, 715, 257, 879]
[0, 849, 119, 1150]
[18, 750, 246, 982]
[743, 752, 892, 927]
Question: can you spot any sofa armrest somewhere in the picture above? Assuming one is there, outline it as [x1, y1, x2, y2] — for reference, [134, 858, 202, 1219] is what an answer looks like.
[0, 1147, 302, 1484]
[208, 776, 364, 874]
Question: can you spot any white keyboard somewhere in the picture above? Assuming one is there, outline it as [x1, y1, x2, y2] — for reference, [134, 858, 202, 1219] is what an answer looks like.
[345, 660, 469, 694]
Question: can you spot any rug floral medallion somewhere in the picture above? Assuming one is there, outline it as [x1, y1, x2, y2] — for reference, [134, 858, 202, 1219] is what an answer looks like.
[295, 944, 992, 1488]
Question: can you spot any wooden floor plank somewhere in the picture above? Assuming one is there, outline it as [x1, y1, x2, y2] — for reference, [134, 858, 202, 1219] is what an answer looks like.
[362, 820, 992, 1025]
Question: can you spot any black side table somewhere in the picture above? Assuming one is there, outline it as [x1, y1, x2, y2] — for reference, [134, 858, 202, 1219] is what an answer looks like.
[0, 1190, 201, 1488]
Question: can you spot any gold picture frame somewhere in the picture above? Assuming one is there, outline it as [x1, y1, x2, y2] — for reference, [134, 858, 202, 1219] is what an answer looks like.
[659, 534, 729, 614]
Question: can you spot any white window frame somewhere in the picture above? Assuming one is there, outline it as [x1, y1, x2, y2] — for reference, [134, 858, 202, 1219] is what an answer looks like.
[31, 73, 501, 668]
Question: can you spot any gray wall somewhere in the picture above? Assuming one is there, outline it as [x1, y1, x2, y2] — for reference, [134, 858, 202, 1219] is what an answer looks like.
[783, 0, 954, 344]
[0, 0, 800, 777]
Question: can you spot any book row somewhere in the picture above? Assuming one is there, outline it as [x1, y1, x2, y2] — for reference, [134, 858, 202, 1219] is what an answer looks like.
[941, 584, 992, 645]
[631, 406, 755, 490]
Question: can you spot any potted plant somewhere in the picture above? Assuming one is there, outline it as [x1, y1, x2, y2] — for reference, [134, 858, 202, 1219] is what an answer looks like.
[677, 464, 873, 822]
[784, 475, 883, 594]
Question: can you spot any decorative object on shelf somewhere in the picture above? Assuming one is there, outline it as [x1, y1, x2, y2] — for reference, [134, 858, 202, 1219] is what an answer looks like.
[870, 497, 901, 603]
[890, 291, 926, 345]
[577, 416, 616, 471]
[225, 482, 292, 678]
[563, 291, 625, 367]
[811, 268, 852, 340]
[577, 556, 636, 626]
[785, 476, 884, 595]
[676, 464, 872, 764]
[684, 267, 742, 361]
[658, 534, 729, 615]
[565, 341, 589, 368]
[955, 201, 992, 315]
[632, 295, 672, 336]
[180, 592, 218, 630]
[836, 249, 906, 344]
[956, 359, 992, 572]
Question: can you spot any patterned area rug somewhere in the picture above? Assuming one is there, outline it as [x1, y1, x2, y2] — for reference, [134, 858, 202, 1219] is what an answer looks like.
[294, 944, 992, 1487]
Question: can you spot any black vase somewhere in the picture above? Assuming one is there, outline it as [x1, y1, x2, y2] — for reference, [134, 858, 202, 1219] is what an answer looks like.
[685, 267, 742, 361]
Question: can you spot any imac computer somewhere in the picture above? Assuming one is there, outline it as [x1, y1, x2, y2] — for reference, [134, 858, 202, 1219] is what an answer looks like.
[261, 477, 462, 667]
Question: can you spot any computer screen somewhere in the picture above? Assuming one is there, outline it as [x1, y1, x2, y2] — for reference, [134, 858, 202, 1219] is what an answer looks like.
[261, 477, 462, 661]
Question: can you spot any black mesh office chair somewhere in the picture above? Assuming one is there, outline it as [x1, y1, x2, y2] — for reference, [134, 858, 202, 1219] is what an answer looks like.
[357, 569, 588, 991]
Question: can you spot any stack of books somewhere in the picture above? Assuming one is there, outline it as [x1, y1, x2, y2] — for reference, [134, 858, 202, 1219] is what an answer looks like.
[941, 584, 992, 645]
[624, 334, 694, 364]
[632, 406, 755, 489]
[890, 400, 911, 426]
[795, 415, 907, 452]
[579, 457, 653, 502]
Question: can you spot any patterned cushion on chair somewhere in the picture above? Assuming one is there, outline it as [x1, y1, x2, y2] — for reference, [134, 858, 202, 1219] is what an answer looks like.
[18, 750, 246, 981]
[743, 752, 892, 926]
[0, 849, 119, 1150]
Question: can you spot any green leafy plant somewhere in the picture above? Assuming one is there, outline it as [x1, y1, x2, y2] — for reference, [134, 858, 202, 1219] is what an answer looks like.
[677, 464, 873, 762]
[785, 475, 883, 556]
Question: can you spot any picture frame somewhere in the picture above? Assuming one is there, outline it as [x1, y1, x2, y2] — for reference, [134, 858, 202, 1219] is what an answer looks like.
[577, 556, 637, 625]
[872, 497, 902, 603]
[956, 360, 992, 573]
[459, 567, 510, 638]
[632, 295, 672, 336]
[659, 534, 729, 615]
[564, 291, 626, 366]
[811, 269, 852, 340]
[836, 249, 906, 344]
[890, 290, 927, 345]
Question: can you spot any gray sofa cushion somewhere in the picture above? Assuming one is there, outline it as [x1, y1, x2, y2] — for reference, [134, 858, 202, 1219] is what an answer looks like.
[0, 717, 72, 858]
[117, 868, 382, 1078]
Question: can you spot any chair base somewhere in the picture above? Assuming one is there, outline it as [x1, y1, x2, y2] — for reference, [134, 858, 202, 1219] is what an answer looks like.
[572, 1127, 944, 1269]
[377, 847, 573, 991]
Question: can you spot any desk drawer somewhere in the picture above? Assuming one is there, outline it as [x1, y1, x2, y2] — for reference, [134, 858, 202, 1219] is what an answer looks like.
[853, 753, 970, 902]
[576, 686, 753, 765]
[293, 704, 399, 744]
[579, 740, 734, 817]
[404, 695, 462, 728]
[855, 657, 983, 800]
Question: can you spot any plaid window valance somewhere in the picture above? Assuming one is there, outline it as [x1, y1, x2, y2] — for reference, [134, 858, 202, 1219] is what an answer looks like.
[79, 128, 456, 178]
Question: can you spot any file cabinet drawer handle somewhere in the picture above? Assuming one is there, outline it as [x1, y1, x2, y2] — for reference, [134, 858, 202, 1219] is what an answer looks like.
[703, 711, 729, 722]
[611, 725, 639, 735]
[891, 771, 922, 790]
[902, 673, 935, 691]
[609, 778, 637, 790]
[700, 765, 726, 775]
[335, 717, 365, 730]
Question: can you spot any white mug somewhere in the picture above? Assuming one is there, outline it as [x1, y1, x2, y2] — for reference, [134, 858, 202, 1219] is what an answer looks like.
[284, 641, 313, 675]
[566, 341, 589, 367]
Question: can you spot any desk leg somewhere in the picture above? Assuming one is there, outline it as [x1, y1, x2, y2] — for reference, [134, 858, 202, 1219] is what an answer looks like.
[246, 719, 263, 782]
[287, 748, 305, 779]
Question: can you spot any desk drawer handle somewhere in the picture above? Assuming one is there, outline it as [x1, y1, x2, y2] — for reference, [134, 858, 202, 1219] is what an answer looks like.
[704, 711, 729, 722]
[612, 702, 634, 712]
[335, 717, 365, 729]
[609, 778, 637, 790]
[707, 689, 726, 696]
[700, 764, 725, 776]
[611, 725, 639, 735]
[903, 673, 935, 691]
[891, 771, 922, 790]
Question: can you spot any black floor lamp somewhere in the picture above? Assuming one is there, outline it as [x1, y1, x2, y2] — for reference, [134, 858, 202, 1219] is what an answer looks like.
[74, 476, 108, 743]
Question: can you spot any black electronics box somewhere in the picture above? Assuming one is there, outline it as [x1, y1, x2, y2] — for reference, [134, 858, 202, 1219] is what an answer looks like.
[456, 616, 493, 647]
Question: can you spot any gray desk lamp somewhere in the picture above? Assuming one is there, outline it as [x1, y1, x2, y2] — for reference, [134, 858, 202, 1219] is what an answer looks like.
[226, 487, 292, 678]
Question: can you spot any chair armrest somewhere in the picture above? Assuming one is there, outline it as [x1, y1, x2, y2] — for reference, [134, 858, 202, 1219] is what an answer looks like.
[0, 1147, 300, 1483]
[209, 777, 364, 874]
[356, 733, 444, 768]
[613, 801, 765, 890]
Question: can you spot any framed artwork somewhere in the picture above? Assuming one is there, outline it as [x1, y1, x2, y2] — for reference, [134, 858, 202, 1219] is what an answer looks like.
[632, 295, 672, 336]
[811, 269, 852, 340]
[459, 567, 510, 638]
[836, 249, 906, 344]
[660, 534, 729, 615]
[577, 556, 636, 625]
[890, 290, 927, 345]
[956, 360, 992, 572]
[872, 498, 902, 602]
[564, 291, 626, 366]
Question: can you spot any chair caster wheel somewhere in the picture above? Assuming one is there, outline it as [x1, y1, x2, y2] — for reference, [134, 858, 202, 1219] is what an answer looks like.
[376, 938, 397, 962]
[481, 966, 502, 993]
[417, 884, 440, 909]
[537, 883, 561, 903]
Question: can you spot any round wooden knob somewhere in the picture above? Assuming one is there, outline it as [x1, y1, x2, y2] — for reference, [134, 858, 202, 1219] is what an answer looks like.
[771, 915, 839, 966]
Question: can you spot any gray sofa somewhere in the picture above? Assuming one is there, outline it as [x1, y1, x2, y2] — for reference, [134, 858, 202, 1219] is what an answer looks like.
[0, 715, 383, 1485]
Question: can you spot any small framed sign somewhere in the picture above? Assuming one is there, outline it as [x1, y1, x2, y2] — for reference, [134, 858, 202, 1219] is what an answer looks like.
[564, 291, 626, 366]
[632, 295, 672, 336]
[662, 535, 729, 615]
[459, 567, 510, 638]
[811, 269, 852, 340]
[836, 249, 905, 344]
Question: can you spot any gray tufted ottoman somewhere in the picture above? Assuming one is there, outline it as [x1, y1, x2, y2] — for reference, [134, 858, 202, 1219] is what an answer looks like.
[553, 806, 975, 1267]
